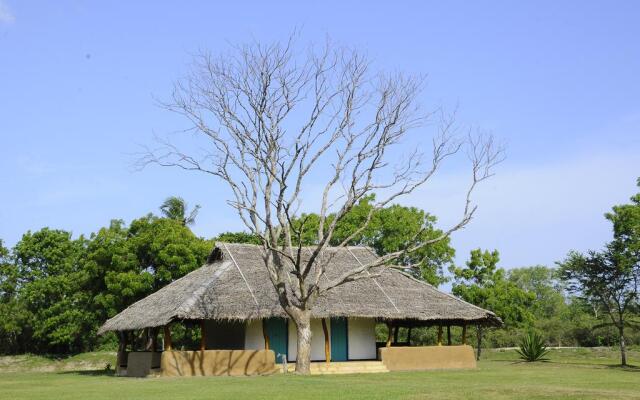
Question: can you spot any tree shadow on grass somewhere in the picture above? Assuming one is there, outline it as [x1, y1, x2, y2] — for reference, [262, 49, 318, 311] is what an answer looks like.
[515, 360, 640, 372]
[604, 364, 640, 372]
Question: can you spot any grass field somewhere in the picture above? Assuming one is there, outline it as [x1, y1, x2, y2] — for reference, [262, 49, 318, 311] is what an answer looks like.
[0, 348, 638, 400]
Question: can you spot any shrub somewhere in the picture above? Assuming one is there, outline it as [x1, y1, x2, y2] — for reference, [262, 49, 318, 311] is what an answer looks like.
[516, 331, 550, 362]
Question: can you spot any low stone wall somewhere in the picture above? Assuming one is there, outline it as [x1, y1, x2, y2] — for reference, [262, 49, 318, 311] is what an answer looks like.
[161, 350, 278, 377]
[378, 345, 476, 371]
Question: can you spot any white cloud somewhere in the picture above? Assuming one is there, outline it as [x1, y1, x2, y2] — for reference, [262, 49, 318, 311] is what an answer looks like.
[0, 0, 14, 24]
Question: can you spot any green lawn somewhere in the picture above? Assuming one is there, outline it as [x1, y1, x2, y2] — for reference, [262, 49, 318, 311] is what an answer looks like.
[0, 348, 638, 400]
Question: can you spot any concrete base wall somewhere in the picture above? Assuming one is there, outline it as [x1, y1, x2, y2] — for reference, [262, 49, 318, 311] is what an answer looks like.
[379, 345, 476, 371]
[160, 350, 278, 377]
[126, 352, 162, 377]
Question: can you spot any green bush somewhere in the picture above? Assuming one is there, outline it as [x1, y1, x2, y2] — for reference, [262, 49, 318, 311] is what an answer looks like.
[516, 331, 549, 362]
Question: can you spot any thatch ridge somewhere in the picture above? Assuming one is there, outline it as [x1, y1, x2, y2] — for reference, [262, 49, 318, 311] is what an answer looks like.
[98, 243, 501, 334]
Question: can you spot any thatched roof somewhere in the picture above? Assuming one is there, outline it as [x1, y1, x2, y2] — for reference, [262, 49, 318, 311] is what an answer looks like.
[98, 243, 501, 334]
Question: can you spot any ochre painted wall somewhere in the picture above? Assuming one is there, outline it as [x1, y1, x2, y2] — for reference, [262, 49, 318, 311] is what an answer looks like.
[161, 350, 278, 376]
[379, 345, 477, 371]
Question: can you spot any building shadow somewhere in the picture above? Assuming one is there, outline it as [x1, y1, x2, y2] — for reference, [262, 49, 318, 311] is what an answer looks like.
[57, 369, 118, 377]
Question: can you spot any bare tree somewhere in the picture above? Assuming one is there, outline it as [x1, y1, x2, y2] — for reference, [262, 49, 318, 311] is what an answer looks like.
[139, 36, 503, 374]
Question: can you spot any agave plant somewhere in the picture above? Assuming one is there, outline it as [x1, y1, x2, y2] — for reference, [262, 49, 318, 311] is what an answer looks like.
[516, 331, 550, 362]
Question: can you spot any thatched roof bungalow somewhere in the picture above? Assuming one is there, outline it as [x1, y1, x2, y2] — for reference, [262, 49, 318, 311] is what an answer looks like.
[100, 243, 501, 376]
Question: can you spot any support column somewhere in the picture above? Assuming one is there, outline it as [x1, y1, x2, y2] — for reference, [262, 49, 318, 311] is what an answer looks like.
[386, 322, 393, 347]
[127, 331, 133, 352]
[393, 326, 399, 345]
[407, 327, 413, 346]
[461, 325, 467, 345]
[322, 318, 330, 365]
[476, 325, 483, 361]
[437, 325, 443, 346]
[447, 326, 452, 346]
[149, 327, 158, 352]
[262, 319, 270, 350]
[116, 331, 128, 376]
[142, 328, 149, 351]
[163, 325, 172, 351]
[199, 320, 206, 351]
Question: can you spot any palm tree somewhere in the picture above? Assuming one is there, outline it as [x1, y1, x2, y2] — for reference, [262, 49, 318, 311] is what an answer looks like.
[160, 196, 201, 226]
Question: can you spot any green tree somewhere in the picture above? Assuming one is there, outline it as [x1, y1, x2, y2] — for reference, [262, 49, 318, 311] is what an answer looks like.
[0, 201, 214, 355]
[13, 229, 93, 354]
[606, 177, 640, 258]
[292, 197, 455, 286]
[0, 239, 16, 301]
[507, 266, 571, 346]
[0, 239, 27, 354]
[451, 249, 535, 359]
[215, 231, 262, 245]
[559, 179, 640, 366]
[508, 266, 565, 320]
[88, 215, 212, 320]
[560, 246, 638, 366]
[160, 196, 201, 226]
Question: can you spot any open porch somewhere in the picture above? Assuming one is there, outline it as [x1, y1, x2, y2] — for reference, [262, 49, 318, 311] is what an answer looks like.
[115, 316, 484, 376]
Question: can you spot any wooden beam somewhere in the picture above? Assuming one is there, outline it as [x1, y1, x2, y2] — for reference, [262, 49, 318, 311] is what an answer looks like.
[163, 325, 172, 351]
[262, 319, 270, 350]
[437, 325, 443, 346]
[386, 322, 393, 347]
[407, 327, 412, 345]
[461, 325, 467, 345]
[321, 318, 330, 365]
[447, 326, 452, 346]
[199, 320, 206, 351]
[393, 326, 399, 345]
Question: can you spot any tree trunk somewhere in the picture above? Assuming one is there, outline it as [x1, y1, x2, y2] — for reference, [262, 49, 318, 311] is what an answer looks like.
[292, 311, 313, 374]
[619, 326, 627, 366]
[476, 326, 483, 361]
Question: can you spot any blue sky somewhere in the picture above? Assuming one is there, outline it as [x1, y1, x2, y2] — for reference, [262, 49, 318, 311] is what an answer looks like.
[1, 1, 639, 271]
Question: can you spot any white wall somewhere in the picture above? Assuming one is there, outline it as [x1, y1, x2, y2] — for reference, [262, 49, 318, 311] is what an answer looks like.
[245, 318, 377, 361]
[244, 320, 265, 350]
[287, 318, 327, 362]
[347, 318, 377, 360]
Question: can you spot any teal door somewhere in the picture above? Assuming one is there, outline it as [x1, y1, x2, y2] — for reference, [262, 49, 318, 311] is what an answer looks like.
[265, 318, 288, 361]
[330, 317, 348, 361]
